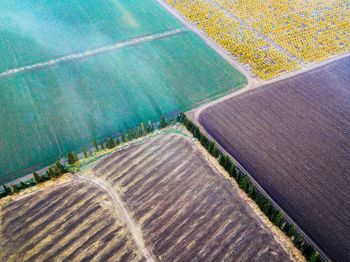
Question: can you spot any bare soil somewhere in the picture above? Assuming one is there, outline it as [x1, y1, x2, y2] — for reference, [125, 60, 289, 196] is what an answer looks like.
[198, 57, 350, 262]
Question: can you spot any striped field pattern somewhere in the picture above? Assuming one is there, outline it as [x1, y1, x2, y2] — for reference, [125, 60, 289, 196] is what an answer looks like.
[0, 179, 144, 261]
[198, 57, 350, 261]
[91, 133, 292, 261]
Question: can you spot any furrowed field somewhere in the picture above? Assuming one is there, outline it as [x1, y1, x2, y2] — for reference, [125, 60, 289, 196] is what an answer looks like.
[0, 132, 293, 261]
[0, 178, 144, 261]
[0, 1, 247, 184]
[88, 133, 292, 261]
[199, 57, 350, 261]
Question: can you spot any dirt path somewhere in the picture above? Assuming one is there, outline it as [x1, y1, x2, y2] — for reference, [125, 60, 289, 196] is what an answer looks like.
[189, 51, 350, 123]
[75, 174, 155, 262]
[0, 28, 188, 80]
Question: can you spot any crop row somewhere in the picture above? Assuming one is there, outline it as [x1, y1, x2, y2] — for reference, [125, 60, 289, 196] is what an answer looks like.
[165, 0, 300, 80]
[197, 58, 350, 261]
[0, 179, 142, 261]
[92, 133, 292, 261]
[213, 0, 350, 62]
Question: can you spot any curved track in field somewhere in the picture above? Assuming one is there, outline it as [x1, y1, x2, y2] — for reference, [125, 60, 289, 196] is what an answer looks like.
[76, 174, 155, 262]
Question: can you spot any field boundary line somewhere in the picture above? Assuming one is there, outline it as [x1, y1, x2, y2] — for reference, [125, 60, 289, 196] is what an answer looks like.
[158, 0, 350, 85]
[187, 113, 330, 261]
[157, 0, 256, 84]
[76, 174, 155, 262]
[0, 28, 188, 80]
[189, 52, 350, 122]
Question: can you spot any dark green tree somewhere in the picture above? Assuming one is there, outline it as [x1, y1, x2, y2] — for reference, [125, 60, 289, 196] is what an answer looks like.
[238, 175, 249, 191]
[48, 166, 60, 177]
[229, 165, 237, 178]
[287, 224, 295, 237]
[178, 113, 185, 123]
[199, 133, 208, 148]
[293, 233, 304, 248]
[262, 198, 273, 216]
[219, 155, 227, 168]
[45, 170, 51, 179]
[208, 142, 213, 153]
[20, 181, 27, 190]
[140, 122, 147, 136]
[127, 131, 133, 141]
[106, 137, 116, 149]
[12, 184, 19, 193]
[224, 156, 232, 171]
[211, 143, 219, 158]
[93, 139, 99, 152]
[100, 143, 105, 150]
[55, 160, 67, 174]
[273, 211, 285, 228]
[302, 244, 317, 259]
[309, 252, 322, 262]
[185, 118, 194, 132]
[193, 126, 200, 139]
[3, 185, 12, 195]
[33, 172, 41, 184]
[160, 115, 166, 128]
[247, 183, 255, 196]
[68, 152, 78, 165]
[83, 150, 88, 158]
[147, 120, 154, 132]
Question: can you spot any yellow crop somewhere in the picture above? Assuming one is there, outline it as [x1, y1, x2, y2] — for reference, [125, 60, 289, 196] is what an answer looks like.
[166, 0, 349, 80]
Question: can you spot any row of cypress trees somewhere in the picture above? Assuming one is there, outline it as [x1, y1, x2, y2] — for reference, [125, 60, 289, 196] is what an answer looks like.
[0, 115, 171, 198]
[179, 113, 322, 262]
[1, 160, 67, 198]
[67, 115, 169, 165]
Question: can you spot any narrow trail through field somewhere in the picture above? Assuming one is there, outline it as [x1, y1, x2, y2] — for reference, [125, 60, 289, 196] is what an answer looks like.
[206, 0, 304, 66]
[0, 28, 188, 80]
[75, 173, 155, 262]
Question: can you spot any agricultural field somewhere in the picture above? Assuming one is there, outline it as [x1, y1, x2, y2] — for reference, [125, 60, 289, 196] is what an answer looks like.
[88, 132, 293, 261]
[198, 57, 350, 261]
[214, 0, 350, 62]
[0, 1, 247, 184]
[164, 0, 350, 79]
[0, 132, 295, 261]
[164, 0, 300, 80]
[0, 0, 182, 72]
[0, 178, 144, 261]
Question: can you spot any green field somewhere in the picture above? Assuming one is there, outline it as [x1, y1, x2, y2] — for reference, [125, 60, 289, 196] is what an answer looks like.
[0, 0, 181, 72]
[0, 2, 247, 184]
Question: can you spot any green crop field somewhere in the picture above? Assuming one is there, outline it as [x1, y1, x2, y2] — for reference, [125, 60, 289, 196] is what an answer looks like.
[0, 0, 182, 72]
[0, 15, 246, 183]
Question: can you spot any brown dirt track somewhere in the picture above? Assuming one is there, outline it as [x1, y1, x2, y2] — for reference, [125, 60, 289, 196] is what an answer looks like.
[198, 57, 350, 261]
[89, 133, 293, 261]
[0, 179, 145, 261]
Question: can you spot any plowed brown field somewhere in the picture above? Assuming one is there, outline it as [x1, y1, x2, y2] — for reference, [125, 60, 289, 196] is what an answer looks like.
[0, 132, 293, 261]
[0, 179, 144, 261]
[198, 57, 350, 261]
[90, 133, 292, 261]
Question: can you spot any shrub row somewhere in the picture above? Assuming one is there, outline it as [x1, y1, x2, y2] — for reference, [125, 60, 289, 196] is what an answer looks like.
[1, 115, 173, 198]
[1, 160, 67, 198]
[179, 113, 322, 262]
[68, 115, 173, 165]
